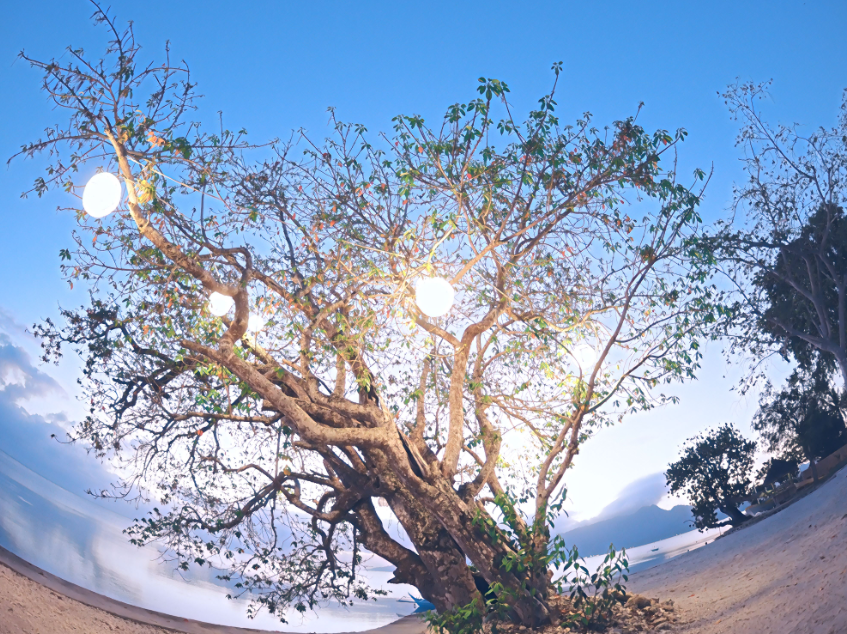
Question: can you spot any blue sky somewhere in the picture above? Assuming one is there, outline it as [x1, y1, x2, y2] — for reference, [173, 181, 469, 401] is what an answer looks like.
[0, 0, 845, 520]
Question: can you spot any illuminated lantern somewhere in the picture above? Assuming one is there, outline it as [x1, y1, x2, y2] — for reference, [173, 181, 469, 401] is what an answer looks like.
[247, 314, 265, 333]
[573, 344, 598, 370]
[82, 172, 122, 218]
[415, 277, 454, 318]
[208, 292, 234, 316]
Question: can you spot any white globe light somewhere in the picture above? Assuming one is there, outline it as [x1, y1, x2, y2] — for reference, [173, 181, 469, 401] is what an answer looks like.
[572, 344, 598, 370]
[82, 172, 122, 218]
[247, 314, 265, 333]
[415, 277, 455, 318]
[208, 292, 234, 317]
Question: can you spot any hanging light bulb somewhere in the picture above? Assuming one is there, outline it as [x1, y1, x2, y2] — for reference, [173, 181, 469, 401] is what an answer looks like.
[247, 314, 265, 333]
[208, 292, 234, 317]
[82, 172, 122, 218]
[572, 344, 598, 371]
[415, 277, 455, 318]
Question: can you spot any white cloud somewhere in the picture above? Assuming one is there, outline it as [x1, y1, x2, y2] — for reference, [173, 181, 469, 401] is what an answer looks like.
[0, 321, 128, 514]
[592, 472, 669, 521]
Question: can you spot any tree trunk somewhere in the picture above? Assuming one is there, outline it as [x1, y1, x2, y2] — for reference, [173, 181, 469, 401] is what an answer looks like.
[322, 447, 484, 616]
[804, 444, 819, 483]
[836, 352, 847, 394]
[393, 487, 552, 626]
[720, 505, 748, 526]
[399, 513, 482, 612]
[422, 483, 553, 626]
[353, 439, 554, 625]
[366, 457, 484, 613]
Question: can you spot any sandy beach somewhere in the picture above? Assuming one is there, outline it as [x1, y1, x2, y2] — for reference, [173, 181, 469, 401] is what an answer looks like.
[1, 466, 846, 634]
[0, 561, 166, 634]
[629, 465, 847, 633]
[0, 547, 426, 634]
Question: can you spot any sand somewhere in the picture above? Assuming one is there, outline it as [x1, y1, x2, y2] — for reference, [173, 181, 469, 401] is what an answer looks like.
[0, 547, 425, 634]
[1, 467, 846, 634]
[0, 561, 168, 634]
[629, 464, 847, 634]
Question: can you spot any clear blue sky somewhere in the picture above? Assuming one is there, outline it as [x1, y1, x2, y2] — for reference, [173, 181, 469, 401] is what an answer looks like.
[1, 0, 845, 519]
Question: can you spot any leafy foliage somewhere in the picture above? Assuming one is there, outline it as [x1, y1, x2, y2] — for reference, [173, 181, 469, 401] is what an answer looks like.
[666, 424, 756, 529]
[560, 545, 629, 630]
[756, 457, 799, 487]
[707, 81, 847, 391]
[424, 597, 486, 634]
[752, 206, 847, 376]
[424, 543, 630, 634]
[753, 364, 847, 465]
[17, 5, 714, 626]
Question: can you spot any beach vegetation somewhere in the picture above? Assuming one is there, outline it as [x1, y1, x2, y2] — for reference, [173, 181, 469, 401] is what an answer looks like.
[665, 424, 756, 529]
[18, 5, 714, 628]
[754, 363, 847, 480]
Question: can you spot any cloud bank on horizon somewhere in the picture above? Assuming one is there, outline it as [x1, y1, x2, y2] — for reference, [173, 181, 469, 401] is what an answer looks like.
[0, 314, 136, 516]
[594, 472, 676, 520]
[553, 471, 679, 533]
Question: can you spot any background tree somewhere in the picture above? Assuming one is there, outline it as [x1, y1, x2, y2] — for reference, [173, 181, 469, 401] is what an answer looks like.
[665, 424, 756, 529]
[753, 364, 846, 482]
[18, 8, 713, 627]
[756, 457, 799, 487]
[708, 81, 847, 390]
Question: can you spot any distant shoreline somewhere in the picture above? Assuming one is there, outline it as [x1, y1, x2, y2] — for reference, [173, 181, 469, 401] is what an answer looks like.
[0, 544, 427, 634]
[3, 465, 846, 634]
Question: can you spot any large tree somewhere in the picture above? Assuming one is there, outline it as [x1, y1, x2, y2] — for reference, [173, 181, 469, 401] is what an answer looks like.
[665, 424, 756, 529]
[709, 81, 847, 389]
[18, 9, 712, 627]
[754, 364, 846, 481]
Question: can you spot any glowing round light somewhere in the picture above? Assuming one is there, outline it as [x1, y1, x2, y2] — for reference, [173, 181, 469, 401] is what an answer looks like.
[247, 314, 265, 333]
[208, 292, 234, 317]
[415, 277, 455, 318]
[82, 172, 122, 218]
[572, 344, 598, 370]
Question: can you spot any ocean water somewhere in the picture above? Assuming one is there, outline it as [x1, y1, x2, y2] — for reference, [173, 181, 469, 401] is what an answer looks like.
[0, 449, 720, 630]
[0, 449, 416, 632]
[576, 524, 722, 576]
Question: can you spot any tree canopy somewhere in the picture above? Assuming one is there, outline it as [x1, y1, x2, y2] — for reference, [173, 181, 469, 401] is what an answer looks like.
[708, 82, 847, 390]
[18, 8, 714, 627]
[753, 364, 847, 466]
[665, 424, 756, 529]
[756, 457, 799, 487]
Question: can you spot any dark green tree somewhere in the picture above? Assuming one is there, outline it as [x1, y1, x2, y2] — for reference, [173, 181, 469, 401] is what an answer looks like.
[752, 206, 847, 379]
[756, 457, 799, 487]
[666, 424, 757, 529]
[753, 365, 846, 481]
[707, 81, 847, 390]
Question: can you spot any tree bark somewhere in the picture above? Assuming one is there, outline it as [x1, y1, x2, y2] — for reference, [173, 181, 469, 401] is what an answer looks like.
[720, 505, 748, 526]
[804, 444, 819, 483]
[836, 353, 847, 395]
[390, 494, 482, 613]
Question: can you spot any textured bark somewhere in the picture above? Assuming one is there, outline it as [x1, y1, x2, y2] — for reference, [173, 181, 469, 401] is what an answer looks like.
[388, 493, 482, 612]
[365, 446, 550, 622]
[350, 501, 445, 607]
